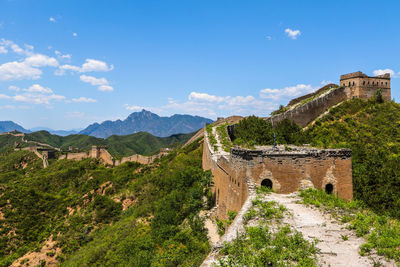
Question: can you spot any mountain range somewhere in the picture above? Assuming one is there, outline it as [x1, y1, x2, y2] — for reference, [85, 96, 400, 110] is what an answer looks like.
[79, 109, 213, 138]
[0, 110, 213, 138]
[0, 121, 30, 133]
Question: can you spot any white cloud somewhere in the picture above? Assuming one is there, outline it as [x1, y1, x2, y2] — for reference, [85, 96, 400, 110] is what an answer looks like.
[125, 104, 145, 111]
[285, 28, 301, 39]
[266, 35, 272, 40]
[373, 69, 398, 78]
[80, 75, 114, 91]
[8, 85, 20, 91]
[0, 46, 7, 54]
[188, 92, 225, 103]
[0, 53, 59, 81]
[24, 54, 58, 67]
[0, 61, 42, 81]
[0, 84, 65, 105]
[98, 85, 113, 91]
[0, 39, 31, 55]
[55, 50, 71, 61]
[23, 84, 53, 94]
[57, 59, 113, 75]
[0, 94, 11, 99]
[13, 92, 65, 105]
[125, 91, 279, 119]
[81, 59, 113, 72]
[73, 32, 78, 37]
[260, 84, 314, 100]
[71, 97, 97, 103]
[49, 17, 56, 23]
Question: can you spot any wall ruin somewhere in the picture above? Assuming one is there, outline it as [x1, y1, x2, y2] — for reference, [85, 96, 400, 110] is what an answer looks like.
[203, 138, 353, 219]
[59, 146, 169, 166]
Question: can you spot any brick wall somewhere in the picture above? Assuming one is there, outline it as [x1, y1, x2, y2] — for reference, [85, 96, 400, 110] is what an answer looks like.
[268, 86, 347, 127]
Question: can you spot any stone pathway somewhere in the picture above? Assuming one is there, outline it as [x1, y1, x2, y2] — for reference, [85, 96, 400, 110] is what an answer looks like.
[262, 193, 395, 267]
[202, 192, 396, 267]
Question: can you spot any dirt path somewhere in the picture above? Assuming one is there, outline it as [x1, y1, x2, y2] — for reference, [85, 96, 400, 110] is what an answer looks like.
[202, 191, 396, 266]
[263, 193, 395, 267]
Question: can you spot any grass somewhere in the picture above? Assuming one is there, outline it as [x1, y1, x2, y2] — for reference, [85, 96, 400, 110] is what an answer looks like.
[217, 190, 318, 266]
[216, 210, 237, 236]
[216, 125, 232, 152]
[299, 189, 400, 263]
[206, 124, 218, 151]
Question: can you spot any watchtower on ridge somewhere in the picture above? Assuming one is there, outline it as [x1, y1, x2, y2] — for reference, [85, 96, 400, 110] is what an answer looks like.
[340, 71, 391, 101]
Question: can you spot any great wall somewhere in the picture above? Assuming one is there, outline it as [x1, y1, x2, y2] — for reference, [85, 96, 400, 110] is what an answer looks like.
[200, 71, 393, 266]
[8, 131, 171, 168]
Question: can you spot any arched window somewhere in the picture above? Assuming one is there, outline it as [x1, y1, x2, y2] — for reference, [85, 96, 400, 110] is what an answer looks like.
[363, 81, 366, 85]
[353, 81, 355, 86]
[261, 179, 273, 189]
[325, 183, 334, 194]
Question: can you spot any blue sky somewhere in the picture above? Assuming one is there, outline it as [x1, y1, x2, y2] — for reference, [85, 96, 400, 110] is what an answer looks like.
[0, 0, 399, 130]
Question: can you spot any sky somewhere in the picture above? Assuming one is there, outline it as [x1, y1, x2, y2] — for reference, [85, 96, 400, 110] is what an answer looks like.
[0, 0, 399, 130]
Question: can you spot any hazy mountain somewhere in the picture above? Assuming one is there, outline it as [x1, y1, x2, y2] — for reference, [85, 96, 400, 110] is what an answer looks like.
[79, 109, 213, 138]
[30, 127, 80, 136]
[0, 121, 30, 133]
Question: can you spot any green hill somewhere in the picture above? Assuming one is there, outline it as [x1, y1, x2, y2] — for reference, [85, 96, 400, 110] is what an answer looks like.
[0, 131, 195, 157]
[0, 139, 211, 266]
[304, 97, 400, 217]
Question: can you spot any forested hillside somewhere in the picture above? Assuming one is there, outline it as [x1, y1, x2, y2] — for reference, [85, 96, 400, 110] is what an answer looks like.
[0, 139, 211, 266]
[0, 131, 195, 157]
[304, 97, 400, 217]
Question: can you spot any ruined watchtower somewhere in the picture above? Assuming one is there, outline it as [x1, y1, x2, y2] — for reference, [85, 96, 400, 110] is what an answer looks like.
[340, 71, 391, 101]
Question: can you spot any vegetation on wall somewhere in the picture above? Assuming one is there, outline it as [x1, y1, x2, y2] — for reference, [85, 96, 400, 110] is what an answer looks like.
[0, 139, 211, 266]
[216, 125, 232, 152]
[232, 116, 305, 147]
[217, 191, 318, 266]
[304, 97, 400, 218]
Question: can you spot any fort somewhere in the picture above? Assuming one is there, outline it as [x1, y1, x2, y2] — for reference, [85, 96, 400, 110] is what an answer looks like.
[267, 71, 391, 127]
[340, 71, 391, 101]
[203, 71, 391, 219]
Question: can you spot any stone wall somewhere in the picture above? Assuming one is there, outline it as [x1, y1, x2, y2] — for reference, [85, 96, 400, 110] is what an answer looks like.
[268, 86, 347, 127]
[203, 135, 353, 219]
[202, 135, 249, 219]
[287, 83, 338, 107]
[231, 147, 353, 200]
[58, 146, 168, 166]
[340, 71, 391, 101]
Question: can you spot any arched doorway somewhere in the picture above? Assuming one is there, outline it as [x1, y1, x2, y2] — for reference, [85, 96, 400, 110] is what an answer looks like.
[325, 183, 334, 194]
[261, 179, 273, 189]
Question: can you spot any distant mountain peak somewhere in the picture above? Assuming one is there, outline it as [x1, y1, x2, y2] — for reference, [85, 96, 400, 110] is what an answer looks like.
[80, 111, 213, 138]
